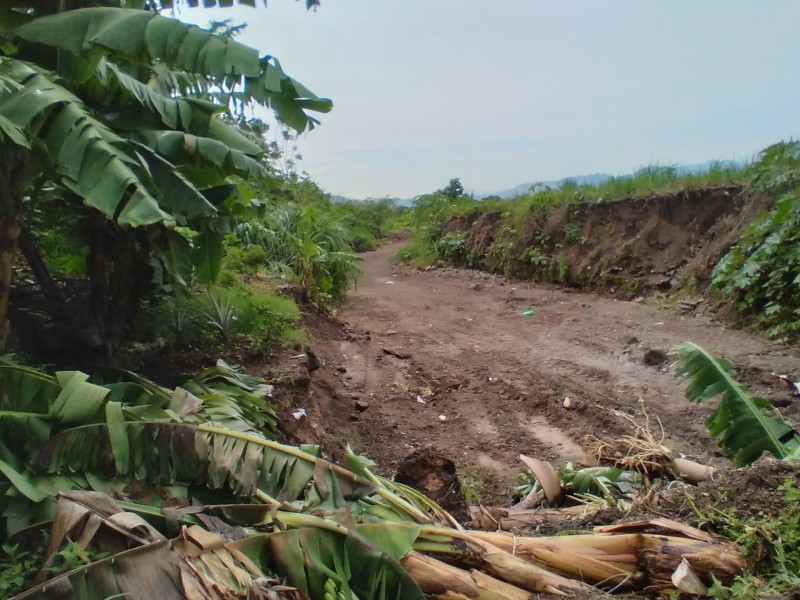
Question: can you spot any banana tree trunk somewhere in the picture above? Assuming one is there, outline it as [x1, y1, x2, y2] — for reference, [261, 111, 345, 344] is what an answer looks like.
[87, 209, 114, 362]
[18, 227, 62, 303]
[0, 214, 22, 351]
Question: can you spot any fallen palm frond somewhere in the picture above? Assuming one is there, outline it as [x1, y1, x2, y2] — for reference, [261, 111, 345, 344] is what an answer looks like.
[0, 360, 749, 598]
[672, 342, 800, 466]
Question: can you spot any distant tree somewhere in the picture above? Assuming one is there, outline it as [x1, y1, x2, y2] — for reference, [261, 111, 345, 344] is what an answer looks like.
[441, 178, 465, 200]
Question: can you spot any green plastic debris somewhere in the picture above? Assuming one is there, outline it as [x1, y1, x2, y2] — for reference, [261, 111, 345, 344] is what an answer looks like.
[521, 309, 535, 316]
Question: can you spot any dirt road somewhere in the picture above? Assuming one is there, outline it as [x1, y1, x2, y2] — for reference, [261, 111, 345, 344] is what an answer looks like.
[317, 242, 800, 503]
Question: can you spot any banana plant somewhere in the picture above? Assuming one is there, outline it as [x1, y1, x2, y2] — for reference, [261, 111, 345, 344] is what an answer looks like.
[0, 2, 332, 351]
[672, 341, 800, 466]
[1, 360, 750, 598]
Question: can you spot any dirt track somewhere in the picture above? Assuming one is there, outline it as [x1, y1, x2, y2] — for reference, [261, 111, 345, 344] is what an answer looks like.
[316, 241, 800, 504]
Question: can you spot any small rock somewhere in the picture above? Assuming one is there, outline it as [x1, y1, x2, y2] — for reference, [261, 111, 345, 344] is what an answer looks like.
[334, 365, 347, 373]
[643, 348, 669, 366]
[563, 397, 572, 409]
[305, 349, 320, 373]
[470, 282, 483, 291]
[355, 400, 370, 412]
[438, 414, 447, 422]
[382, 347, 411, 359]
[679, 300, 699, 314]
[349, 413, 360, 421]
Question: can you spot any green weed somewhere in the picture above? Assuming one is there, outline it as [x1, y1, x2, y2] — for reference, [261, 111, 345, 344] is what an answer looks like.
[712, 140, 800, 340]
[563, 221, 584, 245]
[687, 478, 800, 597]
[0, 543, 41, 597]
[459, 472, 485, 505]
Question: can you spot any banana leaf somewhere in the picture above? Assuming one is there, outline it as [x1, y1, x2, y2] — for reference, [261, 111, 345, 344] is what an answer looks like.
[672, 341, 800, 466]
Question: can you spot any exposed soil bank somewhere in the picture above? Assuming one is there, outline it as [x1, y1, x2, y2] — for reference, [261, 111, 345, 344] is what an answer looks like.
[445, 187, 769, 300]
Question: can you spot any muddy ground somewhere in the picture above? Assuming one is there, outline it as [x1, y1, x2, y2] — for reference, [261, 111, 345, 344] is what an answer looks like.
[276, 241, 800, 506]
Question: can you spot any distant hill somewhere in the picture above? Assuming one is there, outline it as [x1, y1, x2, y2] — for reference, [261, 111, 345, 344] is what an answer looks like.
[486, 172, 613, 199]
[480, 160, 744, 200]
[329, 160, 744, 206]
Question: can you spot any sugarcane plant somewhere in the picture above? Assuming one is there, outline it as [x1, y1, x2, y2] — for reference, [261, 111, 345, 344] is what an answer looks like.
[0, 359, 748, 598]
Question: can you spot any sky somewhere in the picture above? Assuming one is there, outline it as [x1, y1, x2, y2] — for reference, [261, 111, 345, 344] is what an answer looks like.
[179, 1, 800, 199]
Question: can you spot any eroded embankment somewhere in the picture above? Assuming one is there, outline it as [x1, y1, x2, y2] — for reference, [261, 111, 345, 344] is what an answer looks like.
[442, 187, 769, 299]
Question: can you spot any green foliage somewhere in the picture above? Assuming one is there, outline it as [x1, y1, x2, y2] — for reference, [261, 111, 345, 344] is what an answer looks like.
[233, 203, 362, 306]
[435, 232, 468, 264]
[671, 342, 800, 466]
[562, 221, 584, 245]
[396, 179, 477, 267]
[0, 2, 332, 355]
[135, 284, 301, 355]
[695, 479, 800, 598]
[202, 288, 237, 338]
[556, 253, 570, 284]
[459, 473, 484, 505]
[335, 197, 400, 251]
[0, 543, 41, 597]
[394, 236, 438, 267]
[0, 357, 281, 534]
[712, 141, 800, 339]
[515, 463, 629, 503]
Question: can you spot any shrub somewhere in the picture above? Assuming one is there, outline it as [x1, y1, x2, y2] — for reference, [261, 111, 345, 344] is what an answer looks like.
[712, 141, 800, 339]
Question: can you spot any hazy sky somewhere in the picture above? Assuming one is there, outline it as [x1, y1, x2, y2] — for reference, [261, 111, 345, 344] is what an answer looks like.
[179, 1, 800, 198]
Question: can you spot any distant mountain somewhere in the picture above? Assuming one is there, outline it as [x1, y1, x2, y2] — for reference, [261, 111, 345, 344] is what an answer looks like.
[329, 160, 744, 206]
[330, 193, 416, 207]
[486, 173, 613, 199]
[480, 160, 744, 200]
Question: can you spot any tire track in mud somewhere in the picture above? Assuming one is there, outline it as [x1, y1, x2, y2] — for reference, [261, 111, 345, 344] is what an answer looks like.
[318, 242, 800, 504]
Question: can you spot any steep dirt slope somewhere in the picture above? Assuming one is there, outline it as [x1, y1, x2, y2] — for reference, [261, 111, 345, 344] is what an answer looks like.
[299, 241, 800, 504]
[451, 187, 769, 298]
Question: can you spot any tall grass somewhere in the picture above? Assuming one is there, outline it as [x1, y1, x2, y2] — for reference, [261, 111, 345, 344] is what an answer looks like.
[234, 204, 362, 306]
[398, 161, 750, 269]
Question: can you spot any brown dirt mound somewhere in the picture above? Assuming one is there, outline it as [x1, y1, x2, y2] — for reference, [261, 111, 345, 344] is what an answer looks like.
[549, 187, 768, 293]
[394, 447, 468, 521]
[446, 187, 771, 299]
[647, 456, 800, 528]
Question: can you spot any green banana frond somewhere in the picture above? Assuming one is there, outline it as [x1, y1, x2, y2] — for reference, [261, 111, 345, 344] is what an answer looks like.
[127, 129, 266, 182]
[13, 7, 332, 132]
[36, 423, 373, 505]
[237, 514, 425, 600]
[671, 341, 800, 466]
[0, 60, 173, 227]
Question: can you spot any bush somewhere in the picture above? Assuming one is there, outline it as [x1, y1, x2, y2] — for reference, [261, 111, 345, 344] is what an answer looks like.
[712, 141, 800, 339]
[233, 204, 361, 307]
[131, 284, 302, 357]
